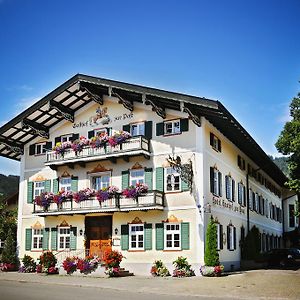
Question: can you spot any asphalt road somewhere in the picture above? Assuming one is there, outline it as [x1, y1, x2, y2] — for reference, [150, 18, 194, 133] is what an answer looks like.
[0, 280, 221, 300]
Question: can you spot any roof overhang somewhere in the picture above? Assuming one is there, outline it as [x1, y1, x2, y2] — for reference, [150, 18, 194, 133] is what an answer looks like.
[0, 73, 287, 186]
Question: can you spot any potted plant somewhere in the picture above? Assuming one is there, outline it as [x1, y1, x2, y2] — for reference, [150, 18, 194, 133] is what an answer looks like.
[19, 255, 36, 273]
[103, 249, 123, 277]
[34, 192, 54, 211]
[150, 260, 170, 277]
[172, 256, 195, 277]
[90, 132, 109, 148]
[122, 183, 148, 199]
[73, 188, 95, 203]
[96, 186, 119, 203]
[38, 251, 58, 274]
[53, 190, 73, 209]
[71, 136, 89, 155]
[53, 141, 72, 157]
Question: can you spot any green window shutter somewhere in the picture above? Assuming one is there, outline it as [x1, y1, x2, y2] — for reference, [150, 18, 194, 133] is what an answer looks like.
[45, 141, 52, 150]
[71, 177, 78, 192]
[42, 228, 50, 250]
[144, 223, 152, 250]
[155, 223, 164, 250]
[121, 224, 129, 250]
[144, 121, 152, 139]
[44, 180, 51, 192]
[155, 167, 164, 192]
[55, 137, 61, 145]
[145, 168, 153, 191]
[122, 124, 130, 133]
[156, 122, 164, 136]
[70, 227, 77, 250]
[180, 118, 189, 132]
[88, 130, 94, 139]
[181, 172, 189, 192]
[181, 222, 190, 250]
[27, 181, 34, 203]
[51, 228, 57, 250]
[122, 170, 129, 190]
[29, 144, 35, 155]
[53, 178, 59, 194]
[25, 228, 32, 250]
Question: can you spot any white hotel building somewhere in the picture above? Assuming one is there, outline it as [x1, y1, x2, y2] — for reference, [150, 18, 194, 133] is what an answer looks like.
[0, 74, 290, 274]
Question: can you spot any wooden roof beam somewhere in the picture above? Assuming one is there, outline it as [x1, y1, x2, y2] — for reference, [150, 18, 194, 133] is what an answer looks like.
[144, 95, 166, 119]
[79, 82, 103, 105]
[182, 103, 201, 127]
[112, 89, 133, 111]
[22, 118, 49, 139]
[0, 137, 24, 155]
[49, 99, 74, 122]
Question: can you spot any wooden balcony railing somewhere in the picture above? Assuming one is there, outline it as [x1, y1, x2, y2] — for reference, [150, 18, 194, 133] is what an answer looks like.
[33, 191, 164, 215]
[45, 136, 150, 165]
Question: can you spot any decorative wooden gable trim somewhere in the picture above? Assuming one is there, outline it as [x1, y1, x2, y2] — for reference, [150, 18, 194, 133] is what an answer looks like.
[130, 217, 143, 224]
[131, 162, 143, 170]
[87, 164, 112, 174]
[32, 174, 47, 182]
[31, 221, 43, 229]
[163, 214, 182, 223]
[61, 170, 72, 178]
[59, 220, 69, 227]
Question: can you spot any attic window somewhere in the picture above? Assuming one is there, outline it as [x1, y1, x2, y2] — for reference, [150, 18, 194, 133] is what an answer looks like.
[210, 133, 221, 152]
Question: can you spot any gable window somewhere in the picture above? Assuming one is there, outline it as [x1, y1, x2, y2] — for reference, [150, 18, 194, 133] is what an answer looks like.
[210, 167, 222, 197]
[35, 143, 46, 155]
[60, 177, 72, 192]
[210, 133, 221, 152]
[217, 223, 223, 250]
[130, 169, 144, 186]
[61, 134, 73, 143]
[225, 175, 235, 201]
[164, 223, 181, 250]
[32, 229, 43, 250]
[34, 181, 45, 197]
[165, 167, 181, 192]
[164, 119, 181, 135]
[237, 182, 246, 206]
[227, 225, 236, 251]
[129, 224, 144, 250]
[131, 123, 145, 137]
[91, 173, 110, 190]
[58, 227, 70, 250]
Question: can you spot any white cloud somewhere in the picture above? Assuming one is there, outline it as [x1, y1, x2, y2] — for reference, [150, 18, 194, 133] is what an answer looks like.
[277, 106, 291, 123]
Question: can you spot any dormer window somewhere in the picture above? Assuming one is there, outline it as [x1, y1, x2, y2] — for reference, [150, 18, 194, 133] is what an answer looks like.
[210, 133, 221, 152]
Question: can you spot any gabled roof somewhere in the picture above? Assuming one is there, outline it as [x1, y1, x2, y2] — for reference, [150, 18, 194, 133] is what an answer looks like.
[0, 73, 287, 186]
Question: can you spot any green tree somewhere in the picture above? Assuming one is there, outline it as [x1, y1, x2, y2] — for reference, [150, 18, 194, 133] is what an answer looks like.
[204, 217, 219, 266]
[1, 228, 19, 267]
[276, 92, 300, 219]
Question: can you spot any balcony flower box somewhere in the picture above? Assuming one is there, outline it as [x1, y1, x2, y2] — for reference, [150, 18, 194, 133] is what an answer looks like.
[122, 183, 148, 199]
[34, 192, 54, 211]
[96, 186, 119, 203]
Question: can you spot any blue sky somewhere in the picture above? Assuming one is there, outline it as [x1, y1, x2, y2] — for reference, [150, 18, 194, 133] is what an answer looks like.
[0, 0, 299, 175]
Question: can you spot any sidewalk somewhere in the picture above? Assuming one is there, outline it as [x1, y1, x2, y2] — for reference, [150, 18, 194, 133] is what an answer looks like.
[0, 269, 299, 299]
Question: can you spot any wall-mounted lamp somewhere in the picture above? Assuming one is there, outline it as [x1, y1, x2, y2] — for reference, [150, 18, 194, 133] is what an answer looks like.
[114, 228, 119, 235]
[204, 204, 211, 213]
[79, 229, 84, 236]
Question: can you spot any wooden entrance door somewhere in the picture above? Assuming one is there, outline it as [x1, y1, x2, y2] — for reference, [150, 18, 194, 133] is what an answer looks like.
[85, 216, 112, 258]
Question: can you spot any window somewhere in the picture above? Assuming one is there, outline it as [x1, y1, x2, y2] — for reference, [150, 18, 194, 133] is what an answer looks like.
[60, 177, 71, 192]
[129, 224, 144, 250]
[92, 174, 110, 190]
[237, 155, 246, 170]
[265, 199, 269, 218]
[248, 190, 253, 210]
[269, 203, 273, 219]
[237, 182, 246, 206]
[164, 120, 181, 135]
[289, 204, 295, 227]
[32, 229, 43, 250]
[131, 123, 145, 136]
[34, 181, 45, 197]
[61, 134, 73, 143]
[217, 223, 223, 250]
[0, 239, 5, 249]
[58, 227, 70, 250]
[130, 169, 144, 186]
[35, 142, 46, 155]
[210, 133, 221, 152]
[94, 128, 108, 136]
[227, 225, 236, 251]
[165, 167, 181, 192]
[164, 223, 181, 250]
[254, 193, 259, 212]
[225, 176, 235, 201]
[210, 167, 222, 197]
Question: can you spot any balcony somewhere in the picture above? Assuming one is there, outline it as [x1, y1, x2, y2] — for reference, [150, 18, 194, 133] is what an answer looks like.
[33, 191, 164, 216]
[45, 136, 150, 167]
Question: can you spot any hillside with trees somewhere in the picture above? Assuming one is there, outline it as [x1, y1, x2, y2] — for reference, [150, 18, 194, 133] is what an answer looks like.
[0, 174, 19, 197]
[269, 156, 289, 177]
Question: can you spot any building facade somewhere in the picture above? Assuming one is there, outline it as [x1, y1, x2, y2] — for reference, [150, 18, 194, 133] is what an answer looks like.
[0, 74, 288, 275]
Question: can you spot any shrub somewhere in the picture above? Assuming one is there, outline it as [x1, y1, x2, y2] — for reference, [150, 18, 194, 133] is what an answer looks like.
[19, 255, 36, 273]
[0, 228, 19, 270]
[241, 225, 261, 260]
[172, 256, 195, 277]
[150, 260, 170, 277]
[204, 217, 220, 267]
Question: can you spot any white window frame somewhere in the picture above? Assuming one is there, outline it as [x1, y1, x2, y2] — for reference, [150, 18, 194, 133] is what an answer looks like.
[58, 227, 71, 250]
[255, 193, 259, 212]
[216, 223, 222, 251]
[34, 181, 45, 197]
[60, 177, 72, 192]
[248, 189, 253, 210]
[165, 167, 181, 192]
[212, 168, 222, 196]
[129, 169, 144, 186]
[90, 172, 111, 190]
[164, 119, 181, 135]
[238, 182, 245, 206]
[94, 128, 108, 136]
[129, 224, 144, 250]
[164, 223, 181, 250]
[130, 122, 145, 136]
[228, 225, 235, 251]
[61, 134, 73, 143]
[32, 229, 43, 250]
[225, 175, 234, 201]
[35, 142, 46, 155]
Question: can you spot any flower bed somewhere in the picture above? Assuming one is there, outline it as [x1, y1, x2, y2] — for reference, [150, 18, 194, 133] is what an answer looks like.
[61, 256, 101, 275]
[200, 265, 224, 277]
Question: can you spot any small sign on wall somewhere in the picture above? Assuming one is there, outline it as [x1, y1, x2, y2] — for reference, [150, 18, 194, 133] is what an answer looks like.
[113, 238, 121, 246]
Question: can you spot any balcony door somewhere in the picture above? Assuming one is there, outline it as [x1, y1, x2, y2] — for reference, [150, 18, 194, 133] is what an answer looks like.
[85, 216, 112, 258]
[91, 173, 110, 191]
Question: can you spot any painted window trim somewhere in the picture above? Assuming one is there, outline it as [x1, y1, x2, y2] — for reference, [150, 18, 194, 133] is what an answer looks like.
[89, 172, 111, 190]
[35, 142, 46, 156]
[60, 134, 73, 143]
[34, 181, 45, 197]
[130, 122, 145, 137]
[32, 229, 43, 250]
[164, 119, 181, 136]
[129, 223, 144, 250]
[216, 223, 223, 251]
[227, 225, 235, 251]
[164, 167, 181, 192]
[164, 223, 181, 250]
[59, 177, 72, 192]
[58, 226, 71, 250]
[129, 169, 145, 186]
